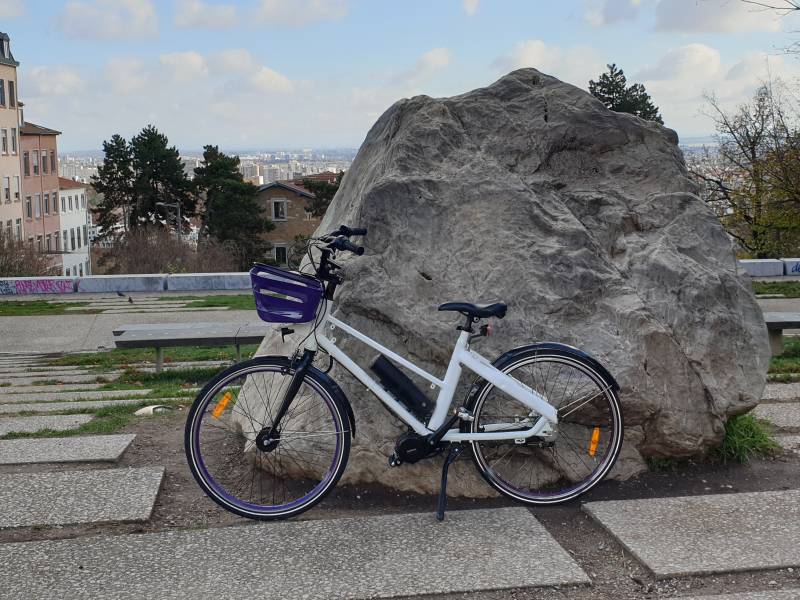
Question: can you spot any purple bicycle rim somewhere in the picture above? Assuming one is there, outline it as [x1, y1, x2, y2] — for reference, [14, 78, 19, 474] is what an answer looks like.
[192, 382, 342, 514]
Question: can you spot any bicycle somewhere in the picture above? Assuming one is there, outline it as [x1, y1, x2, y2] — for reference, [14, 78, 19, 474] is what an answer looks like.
[185, 225, 624, 521]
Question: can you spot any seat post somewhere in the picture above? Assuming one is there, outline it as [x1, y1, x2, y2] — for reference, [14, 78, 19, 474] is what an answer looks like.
[456, 314, 476, 333]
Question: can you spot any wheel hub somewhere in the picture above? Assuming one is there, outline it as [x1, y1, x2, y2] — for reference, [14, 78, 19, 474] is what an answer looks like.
[255, 427, 280, 452]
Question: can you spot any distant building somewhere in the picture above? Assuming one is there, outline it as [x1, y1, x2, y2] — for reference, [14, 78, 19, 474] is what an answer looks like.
[20, 121, 62, 270]
[57, 177, 90, 276]
[255, 180, 320, 266]
[0, 32, 23, 244]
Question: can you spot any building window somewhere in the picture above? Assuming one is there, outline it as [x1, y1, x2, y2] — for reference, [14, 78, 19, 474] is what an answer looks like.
[8, 81, 14, 107]
[68, 196, 73, 211]
[36, 235, 42, 252]
[15, 219, 21, 240]
[12, 176, 18, 201]
[34, 194, 41, 218]
[42, 152, 48, 174]
[2, 177, 8, 203]
[70, 228, 75, 251]
[4, 220, 10, 238]
[23, 151, 29, 176]
[46, 234, 51, 252]
[61, 195, 66, 213]
[32, 151, 39, 176]
[83, 225, 88, 246]
[63, 230, 68, 250]
[44, 193, 49, 215]
[85, 260, 89, 275]
[272, 199, 287, 221]
[25, 196, 31, 219]
[50, 151, 56, 174]
[1, 129, 7, 155]
[54, 231, 59, 251]
[10, 128, 16, 154]
[76, 227, 82, 249]
[65, 267, 70, 277]
[79, 263, 83, 277]
[273, 244, 288, 265]
[0, 79, 4, 107]
[81, 194, 86, 208]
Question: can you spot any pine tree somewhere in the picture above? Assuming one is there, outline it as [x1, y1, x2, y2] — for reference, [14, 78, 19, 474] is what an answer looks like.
[129, 125, 194, 230]
[91, 134, 134, 235]
[589, 64, 664, 124]
[193, 145, 274, 267]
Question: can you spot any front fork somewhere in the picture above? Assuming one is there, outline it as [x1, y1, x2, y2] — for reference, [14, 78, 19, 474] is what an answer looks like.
[254, 349, 315, 451]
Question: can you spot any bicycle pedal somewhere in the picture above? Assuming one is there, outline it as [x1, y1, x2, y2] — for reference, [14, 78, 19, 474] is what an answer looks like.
[388, 454, 402, 467]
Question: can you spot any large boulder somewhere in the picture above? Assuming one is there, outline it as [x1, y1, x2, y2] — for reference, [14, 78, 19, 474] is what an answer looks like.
[251, 69, 770, 496]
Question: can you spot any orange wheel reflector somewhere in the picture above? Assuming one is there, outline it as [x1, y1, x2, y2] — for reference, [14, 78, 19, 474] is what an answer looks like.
[212, 391, 233, 419]
[588, 427, 600, 457]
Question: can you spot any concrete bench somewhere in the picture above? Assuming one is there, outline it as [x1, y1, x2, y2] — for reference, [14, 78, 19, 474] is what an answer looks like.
[113, 323, 269, 371]
[763, 313, 800, 356]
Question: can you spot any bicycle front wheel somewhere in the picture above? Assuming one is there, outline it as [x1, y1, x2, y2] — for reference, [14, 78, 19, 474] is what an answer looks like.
[467, 347, 623, 504]
[185, 356, 351, 520]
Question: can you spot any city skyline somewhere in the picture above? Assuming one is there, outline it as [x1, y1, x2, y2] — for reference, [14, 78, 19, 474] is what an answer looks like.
[1, 0, 799, 151]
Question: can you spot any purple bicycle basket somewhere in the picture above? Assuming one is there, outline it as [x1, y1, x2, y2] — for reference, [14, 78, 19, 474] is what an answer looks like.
[250, 264, 324, 324]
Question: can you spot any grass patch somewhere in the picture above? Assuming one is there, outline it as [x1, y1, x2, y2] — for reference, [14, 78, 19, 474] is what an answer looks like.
[97, 366, 220, 399]
[49, 345, 257, 369]
[646, 457, 685, 472]
[0, 300, 97, 317]
[752, 281, 800, 297]
[709, 413, 781, 464]
[0, 400, 187, 439]
[160, 294, 256, 311]
[769, 338, 800, 374]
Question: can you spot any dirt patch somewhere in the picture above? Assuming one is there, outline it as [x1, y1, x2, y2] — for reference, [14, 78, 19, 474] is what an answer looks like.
[0, 410, 798, 599]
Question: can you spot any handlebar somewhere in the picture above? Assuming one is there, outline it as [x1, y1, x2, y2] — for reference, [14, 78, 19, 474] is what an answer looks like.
[329, 237, 364, 256]
[327, 225, 368, 238]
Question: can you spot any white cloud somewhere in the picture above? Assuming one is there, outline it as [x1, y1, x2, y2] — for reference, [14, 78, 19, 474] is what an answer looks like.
[173, 0, 237, 29]
[493, 40, 604, 87]
[463, 0, 479, 16]
[104, 58, 149, 95]
[58, 0, 158, 40]
[23, 66, 84, 97]
[159, 51, 209, 83]
[654, 0, 783, 32]
[585, 0, 642, 26]
[396, 48, 452, 87]
[636, 43, 722, 81]
[209, 49, 260, 74]
[0, 0, 25, 18]
[254, 0, 347, 27]
[248, 65, 294, 93]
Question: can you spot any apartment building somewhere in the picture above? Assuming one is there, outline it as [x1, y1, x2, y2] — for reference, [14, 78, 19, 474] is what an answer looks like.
[57, 177, 90, 276]
[255, 180, 321, 266]
[20, 122, 62, 269]
[0, 32, 23, 242]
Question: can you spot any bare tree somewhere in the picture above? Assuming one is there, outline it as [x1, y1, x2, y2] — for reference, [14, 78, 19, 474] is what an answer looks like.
[0, 231, 58, 277]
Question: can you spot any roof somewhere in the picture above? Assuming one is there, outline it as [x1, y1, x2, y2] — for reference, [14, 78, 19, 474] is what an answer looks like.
[0, 32, 19, 68]
[257, 180, 314, 199]
[20, 122, 61, 136]
[58, 177, 84, 190]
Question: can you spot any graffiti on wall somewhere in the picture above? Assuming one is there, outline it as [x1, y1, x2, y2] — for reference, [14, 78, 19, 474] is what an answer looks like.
[0, 280, 13, 295]
[14, 279, 73, 295]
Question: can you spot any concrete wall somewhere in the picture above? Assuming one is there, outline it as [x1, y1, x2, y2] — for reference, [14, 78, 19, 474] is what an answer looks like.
[738, 259, 784, 277]
[0, 272, 253, 295]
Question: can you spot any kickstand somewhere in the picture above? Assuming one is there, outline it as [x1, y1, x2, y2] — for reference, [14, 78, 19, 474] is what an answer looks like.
[436, 444, 464, 522]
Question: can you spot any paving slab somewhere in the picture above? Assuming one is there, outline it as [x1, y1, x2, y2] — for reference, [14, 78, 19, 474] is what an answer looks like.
[0, 367, 92, 377]
[762, 383, 800, 403]
[0, 398, 152, 414]
[102, 307, 230, 314]
[584, 490, 800, 578]
[753, 403, 800, 432]
[776, 435, 800, 452]
[682, 591, 800, 600]
[0, 389, 152, 404]
[0, 434, 136, 464]
[0, 383, 105, 394]
[0, 414, 93, 436]
[0, 466, 163, 528]
[0, 507, 587, 598]
[0, 373, 122, 385]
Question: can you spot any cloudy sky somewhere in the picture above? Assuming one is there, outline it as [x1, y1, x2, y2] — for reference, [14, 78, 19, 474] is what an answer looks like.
[1, 0, 799, 151]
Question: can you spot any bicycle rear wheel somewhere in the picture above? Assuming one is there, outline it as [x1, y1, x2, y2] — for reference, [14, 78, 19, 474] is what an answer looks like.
[467, 347, 623, 504]
[185, 356, 351, 520]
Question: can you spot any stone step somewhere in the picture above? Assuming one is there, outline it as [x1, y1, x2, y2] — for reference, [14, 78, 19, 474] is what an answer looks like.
[0, 389, 153, 404]
[0, 466, 163, 528]
[47, 296, 164, 303]
[776, 435, 800, 453]
[0, 414, 93, 436]
[584, 490, 800, 578]
[762, 383, 800, 403]
[0, 507, 587, 598]
[101, 307, 231, 314]
[0, 373, 122, 385]
[0, 398, 185, 415]
[683, 592, 800, 600]
[753, 403, 800, 432]
[0, 383, 105, 394]
[0, 434, 136, 465]
[0, 366, 92, 376]
[65, 303, 190, 311]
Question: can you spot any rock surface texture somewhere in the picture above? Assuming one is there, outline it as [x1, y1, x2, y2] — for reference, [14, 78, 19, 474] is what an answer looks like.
[253, 69, 770, 495]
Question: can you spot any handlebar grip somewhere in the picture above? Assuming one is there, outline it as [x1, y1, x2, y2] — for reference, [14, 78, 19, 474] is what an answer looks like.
[338, 225, 368, 237]
[340, 239, 365, 255]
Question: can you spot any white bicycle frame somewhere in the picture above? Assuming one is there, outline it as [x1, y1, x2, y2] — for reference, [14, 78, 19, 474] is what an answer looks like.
[300, 299, 558, 442]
